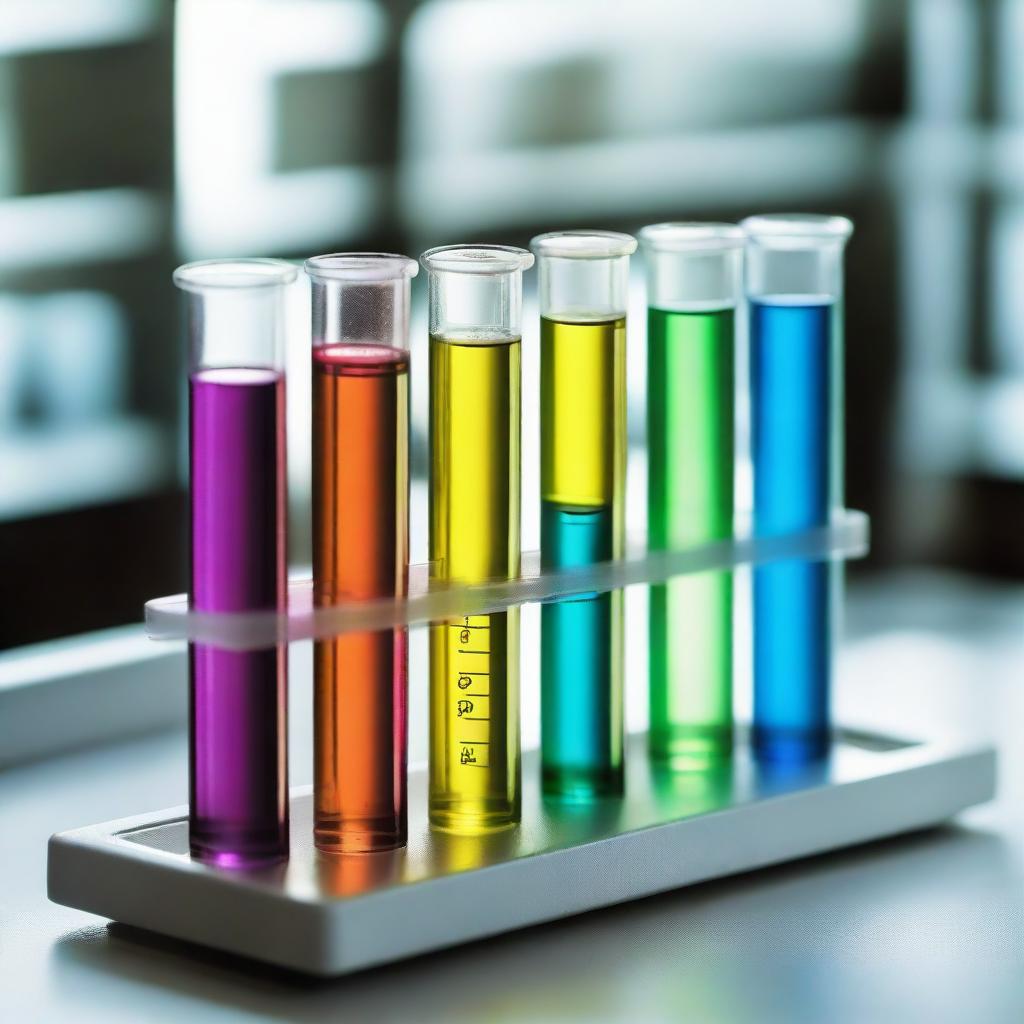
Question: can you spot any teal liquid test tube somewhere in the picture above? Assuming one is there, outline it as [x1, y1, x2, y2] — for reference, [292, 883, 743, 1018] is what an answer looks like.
[640, 223, 743, 767]
[742, 214, 853, 763]
[531, 230, 637, 800]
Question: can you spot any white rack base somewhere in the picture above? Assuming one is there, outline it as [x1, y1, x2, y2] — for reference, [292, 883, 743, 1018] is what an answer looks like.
[48, 728, 994, 977]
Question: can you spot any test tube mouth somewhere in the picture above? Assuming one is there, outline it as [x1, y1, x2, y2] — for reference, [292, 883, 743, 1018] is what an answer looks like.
[420, 244, 534, 276]
[305, 253, 418, 283]
[530, 230, 637, 260]
[173, 258, 298, 292]
[740, 214, 853, 250]
[639, 223, 744, 254]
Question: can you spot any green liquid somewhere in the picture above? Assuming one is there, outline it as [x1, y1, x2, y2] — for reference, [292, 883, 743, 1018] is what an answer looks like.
[647, 306, 735, 766]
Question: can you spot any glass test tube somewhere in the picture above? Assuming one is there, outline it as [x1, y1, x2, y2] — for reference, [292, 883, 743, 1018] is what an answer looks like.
[306, 253, 416, 853]
[530, 230, 635, 800]
[641, 223, 743, 767]
[175, 259, 294, 867]
[421, 244, 533, 833]
[741, 214, 853, 762]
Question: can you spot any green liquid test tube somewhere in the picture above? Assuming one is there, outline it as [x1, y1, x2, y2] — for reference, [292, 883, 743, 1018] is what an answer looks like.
[640, 223, 744, 767]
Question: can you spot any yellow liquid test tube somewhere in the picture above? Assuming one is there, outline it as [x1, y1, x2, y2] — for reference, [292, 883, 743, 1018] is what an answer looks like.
[421, 245, 534, 834]
[532, 229, 635, 800]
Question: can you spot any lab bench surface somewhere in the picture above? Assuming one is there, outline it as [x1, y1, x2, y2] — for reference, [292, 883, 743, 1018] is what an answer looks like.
[2, 570, 1023, 1023]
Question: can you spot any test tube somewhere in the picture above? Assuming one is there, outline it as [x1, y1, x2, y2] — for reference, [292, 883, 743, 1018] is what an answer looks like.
[421, 244, 533, 833]
[741, 214, 853, 762]
[530, 230, 635, 800]
[175, 258, 295, 866]
[640, 223, 743, 767]
[306, 253, 416, 853]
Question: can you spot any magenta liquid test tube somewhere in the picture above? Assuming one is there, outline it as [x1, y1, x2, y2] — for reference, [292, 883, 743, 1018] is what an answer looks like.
[174, 259, 296, 867]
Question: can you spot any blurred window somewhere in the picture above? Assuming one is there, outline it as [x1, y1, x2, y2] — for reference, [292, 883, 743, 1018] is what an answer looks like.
[5, 0, 1022, 647]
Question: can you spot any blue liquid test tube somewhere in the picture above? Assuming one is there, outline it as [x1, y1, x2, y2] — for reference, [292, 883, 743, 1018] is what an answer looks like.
[741, 214, 853, 763]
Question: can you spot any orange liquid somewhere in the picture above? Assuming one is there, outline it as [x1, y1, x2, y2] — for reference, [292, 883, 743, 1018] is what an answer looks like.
[312, 344, 409, 852]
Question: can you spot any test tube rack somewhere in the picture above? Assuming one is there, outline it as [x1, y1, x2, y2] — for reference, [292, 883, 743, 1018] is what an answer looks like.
[49, 731, 994, 976]
[46, 514, 997, 975]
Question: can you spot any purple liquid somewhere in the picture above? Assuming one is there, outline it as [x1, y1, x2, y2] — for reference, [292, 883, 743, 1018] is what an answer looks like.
[189, 367, 288, 866]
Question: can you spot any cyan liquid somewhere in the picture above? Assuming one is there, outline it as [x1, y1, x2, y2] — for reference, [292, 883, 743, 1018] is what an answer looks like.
[751, 298, 833, 763]
[541, 502, 622, 799]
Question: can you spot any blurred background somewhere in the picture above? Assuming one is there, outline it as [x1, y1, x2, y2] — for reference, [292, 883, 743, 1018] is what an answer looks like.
[2, 0, 1021, 649]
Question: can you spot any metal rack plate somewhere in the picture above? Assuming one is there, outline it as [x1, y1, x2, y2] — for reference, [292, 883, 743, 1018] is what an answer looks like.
[48, 728, 994, 977]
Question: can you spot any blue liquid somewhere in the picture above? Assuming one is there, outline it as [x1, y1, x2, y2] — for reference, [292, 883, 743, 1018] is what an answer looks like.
[541, 502, 623, 798]
[750, 299, 833, 762]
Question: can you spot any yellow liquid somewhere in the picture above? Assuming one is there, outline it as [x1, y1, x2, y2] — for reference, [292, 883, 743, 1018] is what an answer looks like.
[540, 315, 626, 519]
[429, 333, 521, 832]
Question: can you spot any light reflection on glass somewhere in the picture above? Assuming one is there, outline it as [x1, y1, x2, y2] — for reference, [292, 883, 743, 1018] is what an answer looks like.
[316, 849, 403, 898]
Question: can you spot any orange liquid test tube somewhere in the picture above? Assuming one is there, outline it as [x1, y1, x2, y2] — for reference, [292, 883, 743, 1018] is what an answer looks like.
[307, 253, 418, 853]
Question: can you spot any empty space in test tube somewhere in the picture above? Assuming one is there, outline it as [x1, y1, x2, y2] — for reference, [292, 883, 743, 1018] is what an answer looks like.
[174, 257, 296, 867]
[640, 223, 744, 768]
[306, 253, 417, 853]
[742, 213, 853, 764]
[531, 230, 636, 800]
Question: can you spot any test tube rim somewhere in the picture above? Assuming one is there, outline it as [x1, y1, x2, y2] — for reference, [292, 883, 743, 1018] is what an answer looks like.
[305, 252, 419, 283]
[639, 222, 744, 254]
[173, 258, 298, 292]
[420, 244, 534, 276]
[529, 229, 638, 261]
[740, 213, 854, 249]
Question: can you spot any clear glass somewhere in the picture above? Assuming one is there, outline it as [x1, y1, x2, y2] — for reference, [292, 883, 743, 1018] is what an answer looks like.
[741, 213, 853, 763]
[744, 214, 852, 303]
[530, 230, 635, 801]
[176, 258, 294, 372]
[174, 258, 296, 867]
[641, 223, 743, 768]
[420, 244, 533, 834]
[308, 253, 417, 352]
[532, 230, 635, 321]
[305, 253, 417, 853]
